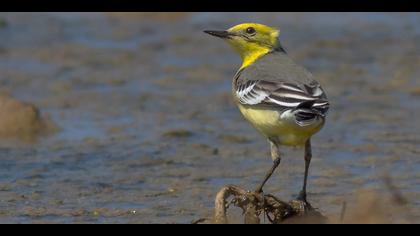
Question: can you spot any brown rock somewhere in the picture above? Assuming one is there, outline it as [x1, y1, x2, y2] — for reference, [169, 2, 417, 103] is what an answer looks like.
[0, 94, 57, 142]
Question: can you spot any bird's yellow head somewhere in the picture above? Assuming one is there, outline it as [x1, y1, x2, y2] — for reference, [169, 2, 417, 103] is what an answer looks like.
[204, 23, 282, 69]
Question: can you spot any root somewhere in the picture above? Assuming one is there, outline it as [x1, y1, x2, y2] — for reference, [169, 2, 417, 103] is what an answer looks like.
[196, 184, 327, 224]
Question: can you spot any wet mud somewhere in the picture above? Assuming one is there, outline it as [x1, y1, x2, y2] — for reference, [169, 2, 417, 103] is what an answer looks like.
[0, 12, 419, 223]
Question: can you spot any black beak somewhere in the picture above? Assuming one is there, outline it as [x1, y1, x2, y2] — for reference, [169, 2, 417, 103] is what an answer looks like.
[204, 30, 231, 39]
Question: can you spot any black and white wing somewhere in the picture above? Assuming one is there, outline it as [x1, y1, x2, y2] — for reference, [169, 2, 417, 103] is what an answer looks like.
[235, 79, 329, 125]
[233, 51, 330, 125]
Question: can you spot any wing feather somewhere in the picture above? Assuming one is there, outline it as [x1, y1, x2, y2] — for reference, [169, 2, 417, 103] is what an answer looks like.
[233, 51, 330, 116]
[235, 80, 329, 116]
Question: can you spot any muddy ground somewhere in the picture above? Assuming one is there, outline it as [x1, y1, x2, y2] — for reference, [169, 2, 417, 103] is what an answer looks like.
[0, 12, 419, 223]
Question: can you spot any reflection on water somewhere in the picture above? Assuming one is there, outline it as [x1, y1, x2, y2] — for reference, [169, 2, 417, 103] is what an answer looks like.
[0, 12, 419, 223]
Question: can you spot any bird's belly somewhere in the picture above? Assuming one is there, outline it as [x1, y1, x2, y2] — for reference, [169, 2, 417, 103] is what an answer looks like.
[238, 104, 324, 146]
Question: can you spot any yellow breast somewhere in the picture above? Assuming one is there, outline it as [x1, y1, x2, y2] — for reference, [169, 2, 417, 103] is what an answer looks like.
[237, 104, 324, 146]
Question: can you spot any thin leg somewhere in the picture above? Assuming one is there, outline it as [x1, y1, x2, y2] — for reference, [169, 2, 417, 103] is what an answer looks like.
[298, 139, 312, 202]
[255, 140, 281, 193]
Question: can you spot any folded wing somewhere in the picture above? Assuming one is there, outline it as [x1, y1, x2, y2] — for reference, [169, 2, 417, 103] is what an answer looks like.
[235, 79, 329, 125]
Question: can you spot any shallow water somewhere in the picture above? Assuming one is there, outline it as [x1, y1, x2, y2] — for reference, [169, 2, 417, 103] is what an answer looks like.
[0, 12, 419, 223]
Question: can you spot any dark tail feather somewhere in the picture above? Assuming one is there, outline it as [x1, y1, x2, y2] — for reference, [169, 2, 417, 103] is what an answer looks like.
[295, 100, 315, 110]
[294, 100, 326, 126]
[295, 109, 318, 124]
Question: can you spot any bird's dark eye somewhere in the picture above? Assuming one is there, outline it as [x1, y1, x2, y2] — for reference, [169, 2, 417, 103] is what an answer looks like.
[246, 27, 256, 35]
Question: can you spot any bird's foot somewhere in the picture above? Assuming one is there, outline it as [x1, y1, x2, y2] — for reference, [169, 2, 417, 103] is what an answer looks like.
[254, 182, 266, 196]
[252, 189, 265, 203]
[295, 191, 313, 211]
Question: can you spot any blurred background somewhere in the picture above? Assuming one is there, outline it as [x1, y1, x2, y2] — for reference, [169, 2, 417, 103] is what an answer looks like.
[0, 12, 419, 223]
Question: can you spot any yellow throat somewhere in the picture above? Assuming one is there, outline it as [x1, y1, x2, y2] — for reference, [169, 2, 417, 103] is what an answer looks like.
[225, 23, 280, 69]
[236, 44, 271, 69]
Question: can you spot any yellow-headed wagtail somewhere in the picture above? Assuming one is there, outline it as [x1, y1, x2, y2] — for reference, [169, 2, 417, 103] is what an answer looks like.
[204, 23, 329, 203]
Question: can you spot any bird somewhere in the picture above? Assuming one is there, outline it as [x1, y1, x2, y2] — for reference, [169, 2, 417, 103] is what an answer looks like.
[204, 23, 329, 204]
